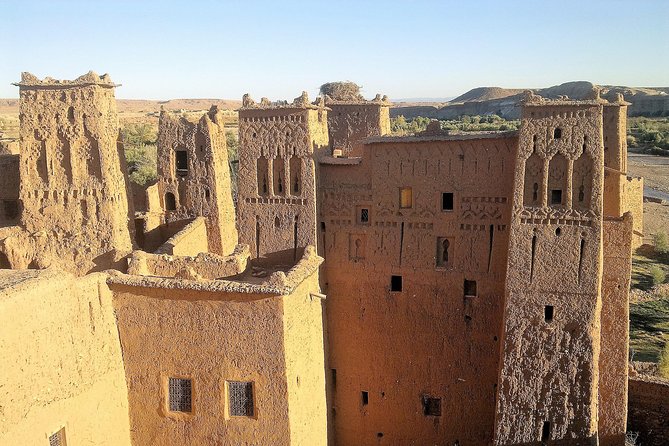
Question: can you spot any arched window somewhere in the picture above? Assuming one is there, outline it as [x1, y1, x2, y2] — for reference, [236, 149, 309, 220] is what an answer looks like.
[165, 192, 176, 211]
[257, 156, 269, 196]
[437, 237, 450, 267]
[524, 153, 543, 206]
[273, 157, 285, 195]
[573, 152, 593, 210]
[289, 155, 301, 196]
[548, 154, 568, 206]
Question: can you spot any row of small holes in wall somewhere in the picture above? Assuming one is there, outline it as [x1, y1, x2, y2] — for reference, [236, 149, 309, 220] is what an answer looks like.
[390, 275, 477, 297]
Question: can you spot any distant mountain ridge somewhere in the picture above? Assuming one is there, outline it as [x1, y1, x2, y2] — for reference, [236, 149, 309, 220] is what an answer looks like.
[392, 81, 669, 120]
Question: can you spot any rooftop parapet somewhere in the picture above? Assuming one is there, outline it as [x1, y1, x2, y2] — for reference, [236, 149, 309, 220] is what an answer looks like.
[13, 71, 119, 88]
[108, 245, 324, 296]
[362, 129, 518, 145]
[324, 93, 392, 106]
[239, 92, 328, 111]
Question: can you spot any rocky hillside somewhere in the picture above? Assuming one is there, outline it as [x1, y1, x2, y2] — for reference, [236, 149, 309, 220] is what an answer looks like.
[392, 81, 669, 120]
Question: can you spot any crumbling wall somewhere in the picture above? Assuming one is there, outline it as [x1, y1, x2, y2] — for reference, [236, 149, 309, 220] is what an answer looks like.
[321, 131, 518, 445]
[2, 72, 133, 274]
[598, 214, 632, 446]
[154, 216, 209, 256]
[0, 269, 131, 445]
[157, 107, 237, 255]
[127, 244, 250, 279]
[0, 154, 20, 227]
[237, 93, 327, 262]
[627, 376, 669, 446]
[495, 97, 605, 445]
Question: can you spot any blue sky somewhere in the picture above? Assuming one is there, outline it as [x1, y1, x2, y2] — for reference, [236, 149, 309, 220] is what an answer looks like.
[1, 0, 668, 100]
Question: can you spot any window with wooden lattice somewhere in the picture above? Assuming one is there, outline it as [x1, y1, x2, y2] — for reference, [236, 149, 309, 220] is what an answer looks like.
[49, 428, 66, 446]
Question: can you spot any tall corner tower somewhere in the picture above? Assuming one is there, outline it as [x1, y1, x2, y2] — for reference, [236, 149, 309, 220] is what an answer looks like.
[494, 94, 605, 445]
[236, 92, 328, 261]
[13, 71, 132, 272]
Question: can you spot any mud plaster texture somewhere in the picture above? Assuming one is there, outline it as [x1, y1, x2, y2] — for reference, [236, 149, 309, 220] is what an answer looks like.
[0, 72, 133, 274]
[627, 375, 669, 446]
[0, 77, 648, 446]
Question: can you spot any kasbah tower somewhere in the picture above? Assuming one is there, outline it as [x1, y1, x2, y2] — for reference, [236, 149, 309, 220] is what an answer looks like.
[0, 71, 659, 446]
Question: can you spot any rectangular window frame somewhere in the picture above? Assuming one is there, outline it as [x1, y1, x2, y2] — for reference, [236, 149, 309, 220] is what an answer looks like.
[226, 380, 256, 418]
[399, 187, 413, 209]
[441, 192, 454, 212]
[175, 150, 189, 176]
[168, 377, 193, 413]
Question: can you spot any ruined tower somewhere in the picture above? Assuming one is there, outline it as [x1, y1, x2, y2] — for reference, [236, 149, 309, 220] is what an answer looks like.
[602, 94, 643, 247]
[237, 92, 328, 261]
[325, 94, 391, 157]
[156, 106, 237, 255]
[494, 93, 605, 445]
[3, 72, 133, 273]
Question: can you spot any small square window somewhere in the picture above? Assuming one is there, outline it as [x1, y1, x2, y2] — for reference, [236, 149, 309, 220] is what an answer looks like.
[550, 189, 562, 205]
[176, 150, 188, 175]
[464, 279, 477, 297]
[390, 275, 403, 292]
[441, 193, 454, 211]
[423, 396, 441, 416]
[359, 208, 369, 224]
[168, 377, 192, 413]
[553, 128, 562, 139]
[228, 381, 254, 417]
[399, 187, 413, 209]
[545, 305, 554, 323]
[49, 428, 66, 446]
[361, 391, 369, 406]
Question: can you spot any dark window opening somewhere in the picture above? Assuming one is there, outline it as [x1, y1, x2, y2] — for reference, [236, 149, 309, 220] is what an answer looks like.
[442, 192, 454, 211]
[377, 433, 384, 438]
[165, 192, 176, 211]
[204, 188, 211, 202]
[168, 377, 192, 413]
[437, 237, 450, 267]
[229, 381, 254, 417]
[320, 221, 326, 231]
[545, 305, 554, 323]
[67, 106, 75, 121]
[3, 200, 19, 220]
[361, 391, 369, 406]
[532, 183, 539, 202]
[331, 369, 337, 389]
[541, 421, 551, 441]
[555, 227, 561, 236]
[578, 185, 585, 202]
[390, 275, 403, 292]
[423, 396, 442, 416]
[176, 150, 188, 175]
[360, 208, 369, 224]
[554, 128, 562, 139]
[550, 189, 562, 205]
[464, 279, 477, 297]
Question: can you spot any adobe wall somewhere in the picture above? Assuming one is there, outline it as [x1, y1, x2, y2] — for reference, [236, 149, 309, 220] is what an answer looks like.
[127, 244, 250, 279]
[0, 154, 20, 226]
[154, 216, 209, 256]
[495, 98, 605, 445]
[3, 72, 133, 274]
[237, 93, 328, 261]
[108, 246, 327, 446]
[627, 376, 669, 446]
[157, 107, 237, 255]
[320, 132, 518, 445]
[598, 214, 632, 446]
[326, 97, 390, 157]
[0, 269, 131, 445]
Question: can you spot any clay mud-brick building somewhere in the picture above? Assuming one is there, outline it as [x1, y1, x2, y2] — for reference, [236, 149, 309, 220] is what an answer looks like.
[236, 92, 328, 262]
[0, 72, 133, 274]
[154, 106, 237, 255]
[0, 72, 655, 446]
